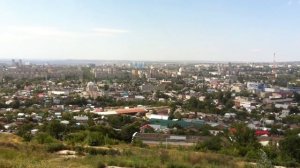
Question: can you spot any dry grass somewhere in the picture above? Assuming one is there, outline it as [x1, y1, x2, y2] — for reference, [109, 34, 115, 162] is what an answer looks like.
[0, 133, 252, 168]
[0, 133, 22, 144]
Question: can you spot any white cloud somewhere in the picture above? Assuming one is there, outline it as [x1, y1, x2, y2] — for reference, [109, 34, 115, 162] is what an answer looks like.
[92, 28, 129, 36]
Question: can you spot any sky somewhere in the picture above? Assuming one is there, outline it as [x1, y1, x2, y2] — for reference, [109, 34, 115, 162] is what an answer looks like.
[0, 0, 300, 62]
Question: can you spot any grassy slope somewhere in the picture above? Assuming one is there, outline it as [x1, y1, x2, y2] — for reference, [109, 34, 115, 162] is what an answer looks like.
[0, 133, 250, 168]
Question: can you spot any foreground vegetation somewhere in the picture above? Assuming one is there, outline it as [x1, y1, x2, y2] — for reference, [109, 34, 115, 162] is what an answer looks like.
[5, 113, 300, 168]
[0, 133, 256, 168]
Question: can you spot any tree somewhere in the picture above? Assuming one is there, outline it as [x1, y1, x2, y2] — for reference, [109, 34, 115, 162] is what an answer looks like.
[11, 99, 20, 109]
[89, 125, 118, 139]
[183, 96, 204, 111]
[230, 123, 259, 148]
[107, 115, 133, 129]
[225, 99, 234, 109]
[103, 84, 109, 91]
[228, 123, 261, 157]
[289, 106, 300, 114]
[280, 135, 300, 162]
[257, 150, 273, 168]
[120, 123, 140, 142]
[168, 103, 177, 120]
[294, 92, 300, 103]
[17, 123, 34, 141]
[195, 136, 222, 151]
[47, 120, 68, 140]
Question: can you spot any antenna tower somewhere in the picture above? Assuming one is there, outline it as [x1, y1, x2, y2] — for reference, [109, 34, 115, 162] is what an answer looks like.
[272, 53, 277, 79]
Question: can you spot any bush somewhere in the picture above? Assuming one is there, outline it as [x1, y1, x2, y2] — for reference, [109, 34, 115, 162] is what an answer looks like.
[22, 133, 33, 142]
[132, 139, 148, 148]
[46, 143, 66, 153]
[16, 123, 34, 142]
[194, 136, 222, 151]
[65, 131, 87, 145]
[34, 133, 56, 144]
[279, 135, 300, 162]
[74, 145, 85, 155]
[47, 120, 68, 140]
[120, 123, 140, 142]
[85, 147, 120, 156]
[245, 149, 260, 160]
[86, 132, 105, 146]
[220, 146, 240, 156]
[96, 161, 106, 168]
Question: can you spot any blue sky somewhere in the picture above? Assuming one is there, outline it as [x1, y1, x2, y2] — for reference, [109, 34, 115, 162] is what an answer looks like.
[0, 0, 300, 62]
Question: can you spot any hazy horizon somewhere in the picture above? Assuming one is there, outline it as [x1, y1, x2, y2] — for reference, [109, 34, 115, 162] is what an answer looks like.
[1, 0, 300, 62]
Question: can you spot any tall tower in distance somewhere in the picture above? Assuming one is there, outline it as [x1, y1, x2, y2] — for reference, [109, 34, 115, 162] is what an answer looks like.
[228, 62, 232, 76]
[272, 53, 277, 78]
[12, 59, 15, 66]
[228, 62, 232, 84]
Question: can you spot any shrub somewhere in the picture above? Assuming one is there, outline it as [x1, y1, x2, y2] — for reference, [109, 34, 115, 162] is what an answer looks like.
[34, 133, 56, 144]
[74, 145, 85, 155]
[194, 136, 222, 151]
[86, 132, 105, 146]
[132, 139, 148, 148]
[46, 143, 66, 153]
[279, 135, 300, 163]
[96, 161, 106, 168]
[85, 147, 120, 156]
[22, 133, 33, 142]
[245, 149, 260, 161]
[65, 131, 87, 145]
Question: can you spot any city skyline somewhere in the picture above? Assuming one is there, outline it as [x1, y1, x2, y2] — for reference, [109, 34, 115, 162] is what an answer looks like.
[1, 0, 300, 62]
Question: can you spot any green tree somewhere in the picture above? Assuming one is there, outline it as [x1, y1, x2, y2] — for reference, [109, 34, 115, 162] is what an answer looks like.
[280, 135, 300, 162]
[195, 136, 222, 151]
[230, 123, 259, 148]
[120, 123, 140, 142]
[294, 92, 300, 103]
[17, 123, 34, 141]
[47, 120, 68, 140]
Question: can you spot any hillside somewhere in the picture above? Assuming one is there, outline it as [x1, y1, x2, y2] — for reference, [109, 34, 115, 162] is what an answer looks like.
[0, 133, 252, 168]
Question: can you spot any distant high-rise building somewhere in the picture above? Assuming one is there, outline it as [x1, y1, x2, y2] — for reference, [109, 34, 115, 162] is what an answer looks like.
[131, 61, 145, 69]
[132, 69, 139, 78]
[228, 62, 232, 76]
[217, 64, 221, 75]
